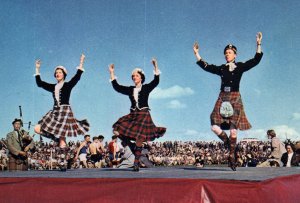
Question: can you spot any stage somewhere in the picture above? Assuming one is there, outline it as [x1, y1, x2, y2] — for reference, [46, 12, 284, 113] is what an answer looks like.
[1, 166, 299, 202]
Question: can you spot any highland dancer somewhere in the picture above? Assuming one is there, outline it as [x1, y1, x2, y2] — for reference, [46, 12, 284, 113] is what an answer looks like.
[109, 58, 166, 171]
[193, 33, 263, 170]
[34, 54, 89, 149]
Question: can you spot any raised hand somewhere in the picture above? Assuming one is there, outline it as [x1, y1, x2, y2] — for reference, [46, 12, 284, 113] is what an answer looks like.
[152, 58, 158, 68]
[152, 58, 159, 74]
[79, 54, 85, 70]
[109, 64, 115, 80]
[193, 42, 202, 61]
[35, 59, 41, 70]
[193, 42, 199, 55]
[109, 64, 115, 74]
[256, 32, 262, 45]
[80, 54, 85, 64]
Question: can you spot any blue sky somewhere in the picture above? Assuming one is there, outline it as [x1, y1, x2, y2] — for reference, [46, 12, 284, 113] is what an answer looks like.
[1, 0, 300, 142]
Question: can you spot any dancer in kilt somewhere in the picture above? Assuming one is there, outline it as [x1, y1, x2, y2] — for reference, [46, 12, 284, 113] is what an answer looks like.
[109, 58, 166, 171]
[193, 32, 263, 170]
[34, 54, 89, 149]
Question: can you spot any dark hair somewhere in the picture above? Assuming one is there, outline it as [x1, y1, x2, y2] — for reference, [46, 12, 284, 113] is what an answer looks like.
[93, 136, 99, 141]
[267, 129, 276, 138]
[285, 143, 295, 151]
[132, 70, 145, 84]
[121, 141, 128, 147]
[12, 118, 22, 125]
[54, 68, 67, 80]
[98, 135, 104, 140]
[112, 135, 118, 140]
[224, 44, 237, 54]
[84, 134, 90, 139]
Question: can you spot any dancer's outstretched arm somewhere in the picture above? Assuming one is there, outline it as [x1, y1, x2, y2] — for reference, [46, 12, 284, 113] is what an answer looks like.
[109, 63, 115, 81]
[256, 32, 262, 53]
[68, 53, 85, 87]
[193, 42, 202, 61]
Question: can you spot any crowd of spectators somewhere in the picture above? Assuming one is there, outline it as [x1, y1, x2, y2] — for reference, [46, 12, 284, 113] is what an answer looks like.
[0, 137, 299, 171]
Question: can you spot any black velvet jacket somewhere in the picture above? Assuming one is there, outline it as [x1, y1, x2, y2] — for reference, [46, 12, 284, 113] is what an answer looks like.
[281, 152, 298, 167]
[111, 75, 159, 110]
[196, 52, 263, 92]
[35, 69, 83, 106]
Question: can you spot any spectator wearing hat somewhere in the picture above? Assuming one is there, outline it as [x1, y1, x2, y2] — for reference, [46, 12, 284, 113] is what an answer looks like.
[281, 143, 298, 167]
[34, 54, 89, 149]
[6, 118, 34, 171]
[193, 32, 263, 171]
[108, 58, 166, 171]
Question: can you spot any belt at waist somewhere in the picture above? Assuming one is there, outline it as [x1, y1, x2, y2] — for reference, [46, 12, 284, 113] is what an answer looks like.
[130, 107, 150, 112]
[220, 86, 239, 92]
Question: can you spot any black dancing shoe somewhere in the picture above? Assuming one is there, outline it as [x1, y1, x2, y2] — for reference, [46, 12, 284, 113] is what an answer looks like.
[133, 165, 139, 172]
[228, 156, 236, 171]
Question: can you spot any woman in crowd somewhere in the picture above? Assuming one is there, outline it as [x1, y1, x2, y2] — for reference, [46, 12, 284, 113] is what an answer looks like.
[281, 143, 298, 167]
[109, 58, 166, 171]
[34, 54, 89, 149]
[193, 33, 263, 170]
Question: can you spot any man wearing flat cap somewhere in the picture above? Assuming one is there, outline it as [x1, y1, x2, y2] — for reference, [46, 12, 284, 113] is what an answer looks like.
[6, 118, 34, 171]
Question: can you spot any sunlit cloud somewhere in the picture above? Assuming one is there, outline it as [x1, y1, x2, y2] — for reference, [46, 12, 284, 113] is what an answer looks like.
[152, 85, 194, 99]
[167, 100, 187, 109]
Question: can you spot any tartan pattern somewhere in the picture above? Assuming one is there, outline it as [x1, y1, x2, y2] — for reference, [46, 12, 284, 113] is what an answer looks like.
[210, 92, 251, 130]
[8, 155, 27, 171]
[38, 105, 89, 137]
[113, 109, 166, 141]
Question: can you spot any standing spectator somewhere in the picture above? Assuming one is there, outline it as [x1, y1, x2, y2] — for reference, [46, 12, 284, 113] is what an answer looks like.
[97, 135, 105, 156]
[75, 135, 91, 168]
[281, 143, 298, 167]
[89, 136, 102, 164]
[108, 135, 119, 165]
[6, 118, 34, 171]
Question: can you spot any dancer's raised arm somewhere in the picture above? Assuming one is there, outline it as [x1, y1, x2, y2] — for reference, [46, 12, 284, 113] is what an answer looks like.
[109, 63, 115, 81]
[151, 58, 160, 75]
[78, 54, 85, 71]
[35, 59, 41, 75]
[193, 42, 202, 61]
[256, 32, 262, 53]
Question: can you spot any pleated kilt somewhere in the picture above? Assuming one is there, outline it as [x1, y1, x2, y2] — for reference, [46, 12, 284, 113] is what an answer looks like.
[113, 109, 166, 141]
[210, 92, 251, 130]
[38, 105, 89, 137]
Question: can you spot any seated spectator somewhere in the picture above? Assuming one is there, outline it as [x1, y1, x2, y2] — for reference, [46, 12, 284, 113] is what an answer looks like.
[140, 143, 154, 168]
[257, 130, 286, 167]
[117, 140, 134, 168]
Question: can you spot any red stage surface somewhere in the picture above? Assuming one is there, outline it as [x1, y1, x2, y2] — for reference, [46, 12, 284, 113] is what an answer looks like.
[1, 174, 299, 203]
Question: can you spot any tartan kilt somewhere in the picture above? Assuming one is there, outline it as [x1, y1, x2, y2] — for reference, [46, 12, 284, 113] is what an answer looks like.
[210, 92, 251, 130]
[113, 109, 166, 141]
[38, 105, 89, 137]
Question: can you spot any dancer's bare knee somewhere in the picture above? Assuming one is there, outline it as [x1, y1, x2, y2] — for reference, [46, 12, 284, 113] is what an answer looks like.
[211, 125, 222, 135]
[230, 129, 237, 138]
